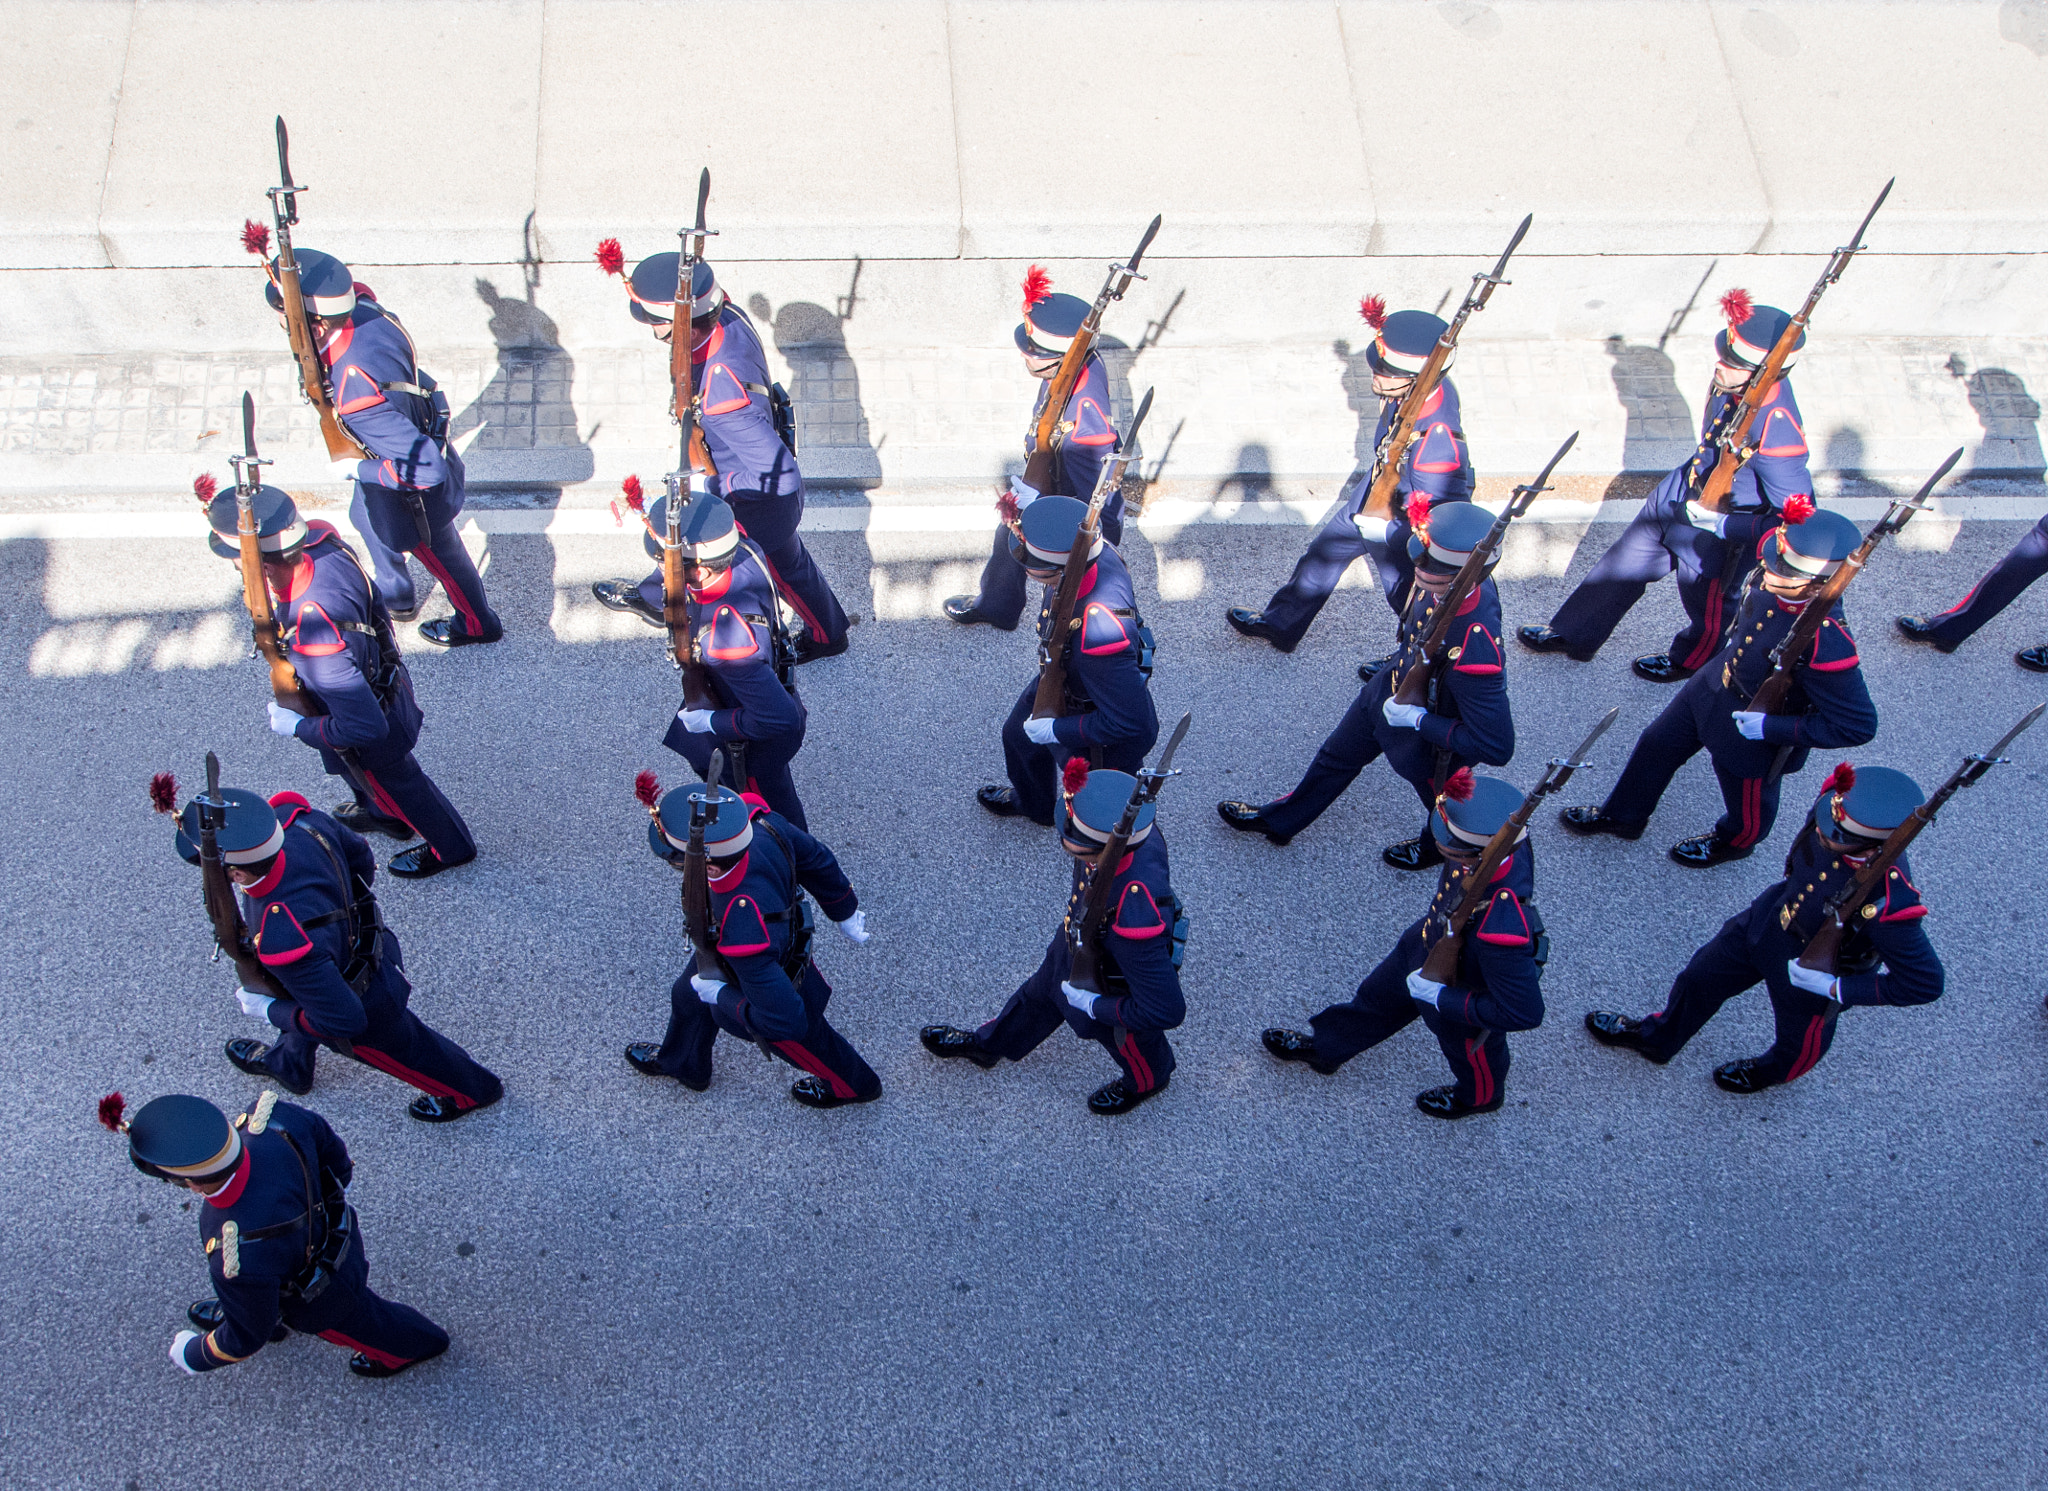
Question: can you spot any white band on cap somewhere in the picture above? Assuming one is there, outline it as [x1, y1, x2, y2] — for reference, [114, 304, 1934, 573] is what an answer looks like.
[1022, 313, 1075, 355]
[1772, 531, 1837, 577]
[659, 799, 754, 856]
[628, 282, 724, 323]
[159, 1127, 242, 1180]
[1436, 805, 1525, 847]
[303, 287, 356, 318]
[669, 524, 740, 565]
[223, 820, 287, 866]
[1424, 536, 1473, 569]
[1022, 531, 1106, 567]
[1065, 814, 1151, 848]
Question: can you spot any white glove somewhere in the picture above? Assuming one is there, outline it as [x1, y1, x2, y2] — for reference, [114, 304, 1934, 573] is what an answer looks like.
[1785, 960, 1841, 1001]
[689, 974, 726, 1005]
[1406, 971, 1444, 1008]
[1007, 477, 1043, 509]
[1061, 981, 1098, 1018]
[1382, 698, 1427, 731]
[688, 473, 713, 497]
[677, 708, 716, 734]
[1684, 500, 1727, 537]
[266, 700, 302, 738]
[1023, 716, 1058, 745]
[236, 989, 275, 1024]
[1353, 514, 1396, 545]
[328, 459, 362, 483]
[1732, 710, 1767, 741]
[834, 910, 870, 944]
[170, 1331, 202, 1374]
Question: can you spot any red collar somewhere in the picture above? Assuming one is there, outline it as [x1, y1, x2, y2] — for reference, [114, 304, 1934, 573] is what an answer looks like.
[243, 851, 287, 899]
[1418, 382, 1445, 417]
[1076, 564, 1100, 600]
[1454, 584, 1483, 616]
[691, 321, 726, 365]
[1116, 851, 1135, 875]
[688, 566, 734, 602]
[1488, 854, 1516, 884]
[319, 317, 355, 366]
[207, 1150, 253, 1208]
[709, 854, 749, 892]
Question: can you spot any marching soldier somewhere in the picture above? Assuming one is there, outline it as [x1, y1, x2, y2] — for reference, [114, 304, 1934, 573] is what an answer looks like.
[1262, 771, 1544, 1118]
[977, 497, 1158, 824]
[625, 779, 880, 1107]
[203, 485, 476, 879]
[1558, 504, 1876, 866]
[169, 781, 504, 1120]
[105, 1089, 450, 1379]
[256, 246, 503, 647]
[592, 250, 850, 662]
[1896, 510, 2048, 671]
[1519, 291, 1814, 680]
[1585, 763, 1944, 1092]
[922, 763, 1186, 1115]
[944, 273, 1123, 631]
[1226, 304, 1475, 655]
[1218, 501, 1514, 867]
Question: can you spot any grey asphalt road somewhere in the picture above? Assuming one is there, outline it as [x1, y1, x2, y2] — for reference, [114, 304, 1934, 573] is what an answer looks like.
[3, 506, 2045, 1490]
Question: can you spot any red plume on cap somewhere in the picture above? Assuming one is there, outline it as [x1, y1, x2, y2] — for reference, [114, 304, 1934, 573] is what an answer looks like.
[192, 473, 218, 505]
[241, 219, 271, 257]
[1061, 757, 1090, 797]
[1441, 767, 1476, 803]
[1358, 294, 1388, 331]
[1781, 493, 1816, 525]
[1823, 761, 1856, 796]
[1406, 493, 1433, 532]
[1021, 265, 1053, 313]
[97, 1092, 126, 1133]
[620, 474, 645, 511]
[996, 491, 1021, 527]
[634, 769, 661, 809]
[148, 772, 178, 814]
[1719, 287, 1755, 326]
[596, 238, 625, 277]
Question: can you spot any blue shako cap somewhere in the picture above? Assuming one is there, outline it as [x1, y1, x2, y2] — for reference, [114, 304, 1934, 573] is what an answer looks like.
[1407, 499, 1495, 572]
[1763, 506, 1860, 580]
[1827, 764, 1923, 844]
[1368, 309, 1450, 378]
[261, 248, 356, 317]
[126, 1094, 241, 1181]
[1016, 291, 1091, 357]
[205, 485, 308, 561]
[626, 254, 722, 326]
[1431, 772, 1527, 849]
[641, 490, 741, 565]
[174, 787, 283, 867]
[1717, 301, 1806, 371]
[650, 781, 753, 860]
[1009, 494, 1106, 568]
[1063, 767, 1156, 847]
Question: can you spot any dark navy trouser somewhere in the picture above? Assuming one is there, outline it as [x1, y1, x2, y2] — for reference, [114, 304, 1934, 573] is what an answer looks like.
[1256, 490, 1414, 649]
[663, 716, 808, 831]
[1600, 690, 1782, 850]
[727, 488, 850, 647]
[280, 1224, 450, 1370]
[652, 962, 880, 1099]
[974, 938, 1175, 1093]
[999, 680, 1151, 826]
[1258, 685, 1449, 841]
[969, 495, 1125, 630]
[262, 951, 503, 1110]
[351, 470, 501, 641]
[320, 741, 476, 867]
[1919, 511, 2048, 646]
[1637, 911, 1842, 1084]
[1307, 923, 1508, 1107]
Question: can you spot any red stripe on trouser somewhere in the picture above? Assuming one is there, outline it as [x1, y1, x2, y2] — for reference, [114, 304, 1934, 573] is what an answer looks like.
[356, 768, 421, 836]
[1680, 579, 1724, 670]
[1728, 776, 1762, 847]
[1785, 1015, 1828, 1081]
[1119, 1032, 1155, 1092]
[318, 1328, 408, 1369]
[352, 1043, 468, 1104]
[774, 1039, 855, 1099]
[1465, 1036, 1494, 1106]
[752, 547, 828, 640]
[1934, 579, 1984, 622]
[414, 548, 484, 633]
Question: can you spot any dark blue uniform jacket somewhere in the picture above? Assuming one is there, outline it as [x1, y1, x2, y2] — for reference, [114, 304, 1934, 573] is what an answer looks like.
[1029, 352, 1120, 499]
[1378, 577, 1516, 773]
[1682, 377, 1814, 522]
[1375, 377, 1476, 510]
[1692, 580, 1878, 773]
[1418, 839, 1543, 1032]
[696, 308, 801, 500]
[707, 808, 859, 1042]
[280, 522, 423, 757]
[1060, 830, 1185, 1035]
[327, 301, 458, 498]
[678, 542, 805, 749]
[1039, 543, 1158, 758]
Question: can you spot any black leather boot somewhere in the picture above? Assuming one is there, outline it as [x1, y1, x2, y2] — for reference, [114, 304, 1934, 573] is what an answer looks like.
[919, 1025, 999, 1068]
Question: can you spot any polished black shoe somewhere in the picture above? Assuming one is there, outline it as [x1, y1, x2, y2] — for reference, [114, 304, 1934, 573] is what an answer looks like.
[1224, 607, 1296, 653]
[388, 844, 473, 880]
[188, 1299, 289, 1342]
[1893, 614, 1958, 653]
[1557, 805, 1645, 841]
[348, 1341, 448, 1379]
[1415, 1084, 1503, 1120]
[1583, 1010, 1670, 1064]
[1088, 1075, 1166, 1115]
[943, 595, 1015, 630]
[1712, 1057, 1777, 1094]
[1668, 833, 1752, 869]
[1631, 653, 1695, 683]
[223, 1038, 311, 1095]
[625, 1042, 708, 1090]
[1381, 834, 1443, 871]
[384, 600, 423, 623]
[791, 634, 849, 665]
[416, 617, 502, 648]
[592, 579, 663, 626]
[791, 1075, 879, 1109]
[407, 1084, 501, 1124]
[1216, 800, 1293, 846]
[331, 800, 417, 841]
[919, 1025, 999, 1068]
[1261, 1028, 1339, 1075]
[2018, 644, 2048, 673]
[1357, 653, 1396, 684]
[1516, 624, 1593, 661]
[976, 784, 1031, 820]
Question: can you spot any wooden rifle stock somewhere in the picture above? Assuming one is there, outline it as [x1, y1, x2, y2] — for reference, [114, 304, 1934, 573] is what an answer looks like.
[267, 117, 365, 463]
[196, 751, 285, 997]
[1021, 216, 1161, 492]
[228, 391, 318, 716]
[680, 749, 726, 981]
[665, 169, 719, 707]
[1066, 713, 1190, 997]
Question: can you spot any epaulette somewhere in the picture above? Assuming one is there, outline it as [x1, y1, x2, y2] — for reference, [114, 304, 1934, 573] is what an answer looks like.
[1069, 395, 1117, 447]
[1451, 621, 1504, 675]
[246, 1090, 278, 1135]
[700, 363, 752, 416]
[705, 604, 761, 662]
[1872, 866, 1928, 923]
[1412, 421, 1463, 474]
[1474, 888, 1532, 947]
[268, 791, 313, 832]
[290, 601, 347, 656]
[254, 902, 313, 967]
[1079, 602, 1133, 656]
[1110, 881, 1167, 939]
[717, 895, 772, 956]
[220, 1220, 241, 1279]
[1809, 616, 1860, 672]
[1758, 405, 1808, 458]
[332, 363, 386, 416]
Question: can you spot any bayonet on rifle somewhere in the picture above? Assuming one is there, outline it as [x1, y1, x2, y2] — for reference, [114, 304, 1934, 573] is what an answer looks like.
[266, 117, 366, 464]
[664, 169, 718, 707]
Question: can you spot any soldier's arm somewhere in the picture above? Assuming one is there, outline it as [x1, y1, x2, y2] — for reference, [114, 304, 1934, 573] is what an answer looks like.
[1094, 882, 1186, 1032]
[710, 895, 808, 1041]
[251, 904, 369, 1042]
[1746, 401, 1813, 510]
[335, 819, 378, 887]
[1398, 421, 1468, 502]
[1053, 612, 1153, 751]
[1419, 628, 1514, 765]
[184, 1263, 284, 1371]
[706, 656, 803, 743]
[780, 823, 858, 923]
[1441, 891, 1544, 1032]
[333, 338, 449, 491]
[699, 356, 795, 498]
[1839, 880, 1943, 1008]
[288, 1102, 355, 1190]
[289, 642, 393, 753]
[1760, 620, 1877, 750]
[1052, 359, 1117, 498]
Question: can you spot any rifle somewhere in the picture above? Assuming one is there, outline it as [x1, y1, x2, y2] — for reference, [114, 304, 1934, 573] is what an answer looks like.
[1358, 214, 1532, 520]
[1021, 215, 1162, 493]
[1693, 178, 1892, 515]
[266, 116, 366, 465]
[664, 169, 719, 711]
[1391, 430, 1577, 708]
[1030, 388, 1155, 721]
[195, 751, 285, 997]
[229, 391, 317, 716]
[1066, 712, 1191, 998]
[1418, 708, 1619, 985]
[1796, 703, 2043, 975]
[1750, 446, 1963, 725]
[679, 748, 727, 984]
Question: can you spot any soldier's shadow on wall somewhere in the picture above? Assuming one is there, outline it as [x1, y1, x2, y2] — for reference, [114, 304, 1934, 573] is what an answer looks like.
[1954, 361, 2046, 486]
[1601, 333, 1694, 496]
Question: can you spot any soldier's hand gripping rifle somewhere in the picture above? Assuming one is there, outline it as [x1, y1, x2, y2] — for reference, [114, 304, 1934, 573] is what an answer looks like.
[265, 116, 366, 465]
[1030, 389, 1155, 721]
[1417, 708, 1619, 986]
[193, 751, 286, 998]
[1391, 430, 1577, 709]
[664, 169, 720, 711]
[1358, 213, 1532, 521]
[1065, 712, 1191, 999]
[1020, 215, 1162, 493]
[1795, 703, 2043, 978]
[229, 391, 319, 718]
[1693, 178, 1893, 516]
